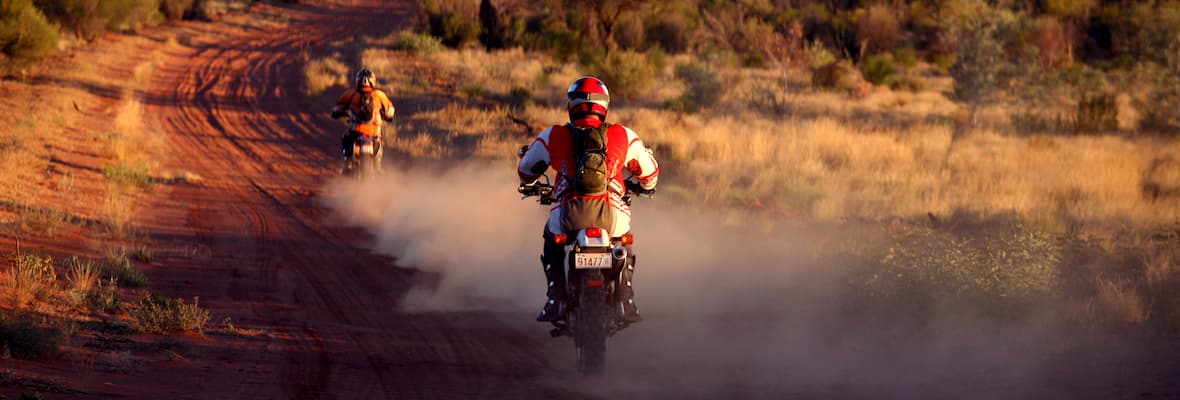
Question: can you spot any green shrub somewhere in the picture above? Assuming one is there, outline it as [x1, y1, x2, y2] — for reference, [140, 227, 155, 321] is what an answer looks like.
[103, 251, 150, 288]
[864, 225, 1063, 309]
[130, 294, 211, 334]
[0, 314, 59, 359]
[35, 0, 105, 41]
[804, 39, 836, 70]
[672, 62, 723, 112]
[860, 54, 897, 86]
[91, 277, 120, 314]
[0, 0, 59, 70]
[102, 161, 153, 189]
[99, 0, 163, 33]
[645, 13, 692, 53]
[159, 0, 194, 21]
[392, 32, 444, 54]
[587, 50, 657, 100]
[1070, 94, 1118, 134]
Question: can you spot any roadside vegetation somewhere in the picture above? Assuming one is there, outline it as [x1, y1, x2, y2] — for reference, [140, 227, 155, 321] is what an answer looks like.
[295, 0, 1180, 336]
[0, 0, 235, 384]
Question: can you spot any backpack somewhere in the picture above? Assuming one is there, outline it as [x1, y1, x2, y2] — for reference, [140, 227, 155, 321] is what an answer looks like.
[353, 90, 376, 123]
[568, 123, 611, 195]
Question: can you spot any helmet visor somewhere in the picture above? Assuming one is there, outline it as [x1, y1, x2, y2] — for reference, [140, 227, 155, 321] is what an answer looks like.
[567, 92, 610, 102]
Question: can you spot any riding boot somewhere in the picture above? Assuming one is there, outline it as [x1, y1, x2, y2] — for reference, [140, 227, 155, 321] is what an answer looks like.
[616, 253, 642, 323]
[340, 131, 356, 175]
[537, 238, 567, 322]
[374, 137, 385, 175]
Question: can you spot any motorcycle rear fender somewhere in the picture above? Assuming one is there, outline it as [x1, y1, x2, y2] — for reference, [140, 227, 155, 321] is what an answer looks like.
[574, 228, 611, 249]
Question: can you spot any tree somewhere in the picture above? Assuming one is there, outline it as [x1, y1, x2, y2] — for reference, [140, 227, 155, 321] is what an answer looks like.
[561, 0, 656, 56]
[940, 0, 1018, 130]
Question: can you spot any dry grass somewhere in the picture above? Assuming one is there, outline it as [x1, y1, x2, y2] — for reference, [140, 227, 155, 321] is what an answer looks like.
[346, 42, 1180, 333]
[359, 45, 1180, 221]
[101, 183, 138, 241]
[304, 55, 349, 95]
[4, 252, 57, 310]
[65, 257, 101, 295]
[1095, 278, 1149, 325]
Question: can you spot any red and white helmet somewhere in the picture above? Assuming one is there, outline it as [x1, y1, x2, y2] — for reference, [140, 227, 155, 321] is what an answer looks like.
[567, 76, 610, 121]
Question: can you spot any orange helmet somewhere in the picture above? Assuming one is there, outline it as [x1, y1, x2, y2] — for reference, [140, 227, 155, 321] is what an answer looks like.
[566, 76, 609, 121]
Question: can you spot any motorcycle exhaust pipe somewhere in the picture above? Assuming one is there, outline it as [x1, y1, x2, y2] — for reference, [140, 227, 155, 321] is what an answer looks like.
[612, 245, 628, 260]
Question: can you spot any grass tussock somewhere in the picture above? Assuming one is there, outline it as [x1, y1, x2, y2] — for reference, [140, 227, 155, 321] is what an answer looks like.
[102, 250, 150, 288]
[303, 55, 349, 95]
[16, 205, 70, 237]
[4, 252, 56, 310]
[130, 294, 210, 334]
[64, 256, 101, 308]
[101, 183, 139, 241]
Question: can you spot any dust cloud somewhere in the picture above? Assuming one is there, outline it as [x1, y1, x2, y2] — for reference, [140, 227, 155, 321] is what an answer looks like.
[323, 163, 1144, 400]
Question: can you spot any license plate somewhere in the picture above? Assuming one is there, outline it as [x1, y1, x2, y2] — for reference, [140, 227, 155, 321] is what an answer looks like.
[574, 253, 612, 269]
[359, 142, 375, 155]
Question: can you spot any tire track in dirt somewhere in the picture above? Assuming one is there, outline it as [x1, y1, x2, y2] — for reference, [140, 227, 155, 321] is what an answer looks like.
[141, 1, 583, 399]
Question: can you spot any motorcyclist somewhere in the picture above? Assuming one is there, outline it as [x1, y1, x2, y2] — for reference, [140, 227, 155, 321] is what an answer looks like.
[517, 76, 659, 324]
[331, 68, 395, 174]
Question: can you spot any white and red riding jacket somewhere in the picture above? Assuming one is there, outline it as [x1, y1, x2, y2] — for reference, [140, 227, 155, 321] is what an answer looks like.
[518, 118, 659, 235]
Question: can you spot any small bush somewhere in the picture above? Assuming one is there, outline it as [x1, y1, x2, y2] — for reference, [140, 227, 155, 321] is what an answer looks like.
[103, 251, 150, 288]
[65, 256, 100, 294]
[392, 32, 444, 54]
[91, 277, 120, 314]
[159, 0, 194, 21]
[588, 50, 657, 100]
[1070, 94, 1118, 134]
[17, 205, 69, 236]
[128, 246, 154, 263]
[35, 0, 106, 42]
[130, 294, 210, 334]
[303, 55, 349, 95]
[0, 0, 60, 70]
[99, 0, 163, 33]
[645, 13, 692, 54]
[0, 314, 59, 359]
[811, 60, 862, 92]
[861, 224, 1063, 313]
[6, 252, 56, 309]
[672, 62, 723, 112]
[435, 11, 480, 48]
[804, 40, 836, 70]
[102, 161, 154, 189]
[860, 54, 897, 86]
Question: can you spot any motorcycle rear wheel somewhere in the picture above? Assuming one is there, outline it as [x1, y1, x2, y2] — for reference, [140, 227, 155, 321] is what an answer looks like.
[574, 270, 609, 375]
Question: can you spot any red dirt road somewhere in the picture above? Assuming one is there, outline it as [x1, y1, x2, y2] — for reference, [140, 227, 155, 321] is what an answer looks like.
[129, 1, 584, 398]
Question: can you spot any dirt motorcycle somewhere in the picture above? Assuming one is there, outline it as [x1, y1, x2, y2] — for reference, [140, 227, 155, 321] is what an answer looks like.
[518, 175, 654, 375]
[346, 133, 382, 180]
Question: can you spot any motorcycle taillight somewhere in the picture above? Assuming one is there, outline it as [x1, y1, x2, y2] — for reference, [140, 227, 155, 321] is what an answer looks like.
[585, 227, 603, 238]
